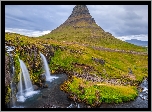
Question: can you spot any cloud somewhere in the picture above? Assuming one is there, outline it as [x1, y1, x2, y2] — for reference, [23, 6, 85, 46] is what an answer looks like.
[5, 5, 74, 31]
[5, 28, 51, 37]
[87, 5, 148, 36]
[5, 5, 148, 41]
[116, 34, 148, 41]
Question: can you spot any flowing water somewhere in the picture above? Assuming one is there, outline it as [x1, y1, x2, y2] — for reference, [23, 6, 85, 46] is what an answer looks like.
[6, 46, 17, 108]
[9, 73, 148, 108]
[16, 59, 39, 103]
[11, 74, 69, 108]
[40, 52, 58, 81]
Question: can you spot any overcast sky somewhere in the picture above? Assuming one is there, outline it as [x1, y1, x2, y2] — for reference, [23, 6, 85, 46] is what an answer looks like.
[5, 5, 148, 41]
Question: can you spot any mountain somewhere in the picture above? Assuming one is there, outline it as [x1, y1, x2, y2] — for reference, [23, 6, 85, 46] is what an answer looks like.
[39, 5, 145, 52]
[125, 39, 148, 47]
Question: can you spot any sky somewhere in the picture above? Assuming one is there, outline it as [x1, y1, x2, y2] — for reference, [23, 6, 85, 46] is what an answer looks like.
[5, 5, 148, 41]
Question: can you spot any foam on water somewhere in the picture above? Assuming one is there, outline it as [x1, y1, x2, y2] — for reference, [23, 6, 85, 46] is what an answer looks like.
[24, 90, 40, 98]
[17, 95, 26, 102]
[77, 104, 80, 108]
[46, 76, 58, 82]
[5, 46, 15, 52]
[142, 87, 148, 92]
[17, 90, 40, 102]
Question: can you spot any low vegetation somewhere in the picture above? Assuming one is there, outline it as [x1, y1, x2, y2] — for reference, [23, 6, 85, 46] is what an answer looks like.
[5, 32, 148, 106]
[61, 76, 138, 106]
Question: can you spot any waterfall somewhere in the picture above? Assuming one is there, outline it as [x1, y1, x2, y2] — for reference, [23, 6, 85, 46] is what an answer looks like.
[5, 46, 16, 108]
[19, 59, 34, 93]
[40, 52, 58, 82]
[10, 82, 16, 108]
[16, 58, 39, 102]
[17, 68, 25, 102]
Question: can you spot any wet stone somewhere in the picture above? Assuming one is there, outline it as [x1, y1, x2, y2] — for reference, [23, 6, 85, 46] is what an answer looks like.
[33, 85, 39, 90]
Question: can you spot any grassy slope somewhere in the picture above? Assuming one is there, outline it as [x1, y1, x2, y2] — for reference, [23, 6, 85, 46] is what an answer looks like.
[5, 31, 148, 106]
[39, 21, 146, 52]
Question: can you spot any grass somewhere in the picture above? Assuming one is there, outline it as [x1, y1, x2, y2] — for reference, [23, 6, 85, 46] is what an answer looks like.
[61, 76, 138, 106]
[39, 21, 146, 52]
[5, 32, 148, 106]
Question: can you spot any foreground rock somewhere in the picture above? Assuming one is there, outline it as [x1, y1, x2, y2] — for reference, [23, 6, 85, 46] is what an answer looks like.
[5, 55, 11, 87]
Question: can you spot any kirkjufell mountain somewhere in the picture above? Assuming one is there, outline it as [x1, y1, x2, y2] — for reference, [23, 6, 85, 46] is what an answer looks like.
[40, 5, 144, 51]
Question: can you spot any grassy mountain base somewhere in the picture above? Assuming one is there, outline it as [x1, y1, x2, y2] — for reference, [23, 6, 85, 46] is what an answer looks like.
[5, 32, 148, 106]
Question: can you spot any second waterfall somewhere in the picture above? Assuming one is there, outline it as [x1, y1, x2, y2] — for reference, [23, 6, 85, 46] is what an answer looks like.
[40, 52, 58, 82]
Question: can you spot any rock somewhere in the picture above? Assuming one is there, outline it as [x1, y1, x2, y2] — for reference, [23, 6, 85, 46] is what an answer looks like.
[39, 82, 43, 88]
[5, 55, 11, 87]
[87, 105, 91, 108]
[62, 5, 96, 26]
[128, 68, 133, 74]
[39, 74, 46, 83]
[92, 57, 105, 65]
[43, 84, 48, 88]
[33, 85, 39, 90]
[42, 95, 48, 99]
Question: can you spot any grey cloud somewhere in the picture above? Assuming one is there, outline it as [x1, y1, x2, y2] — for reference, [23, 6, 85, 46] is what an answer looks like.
[5, 5, 73, 31]
[87, 5, 148, 37]
[5, 5, 148, 39]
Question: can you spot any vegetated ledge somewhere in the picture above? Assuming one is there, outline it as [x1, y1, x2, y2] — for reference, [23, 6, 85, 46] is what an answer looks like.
[60, 76, 138, 107]
[5, 32, 148, 107]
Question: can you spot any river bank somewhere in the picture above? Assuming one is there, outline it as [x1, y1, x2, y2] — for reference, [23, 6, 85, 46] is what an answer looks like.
[9, 74, 148, 108]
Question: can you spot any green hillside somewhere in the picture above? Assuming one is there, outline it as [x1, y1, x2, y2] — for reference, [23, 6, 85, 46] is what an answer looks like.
[39, 21, 146, 52]
[5, 32, 148, 106]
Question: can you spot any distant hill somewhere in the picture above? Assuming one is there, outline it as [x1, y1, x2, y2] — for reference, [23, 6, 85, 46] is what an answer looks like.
[125, 39, 148, 47]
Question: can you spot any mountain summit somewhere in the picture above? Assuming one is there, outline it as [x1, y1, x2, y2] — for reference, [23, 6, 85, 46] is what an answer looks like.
[63, 5, 95, 26]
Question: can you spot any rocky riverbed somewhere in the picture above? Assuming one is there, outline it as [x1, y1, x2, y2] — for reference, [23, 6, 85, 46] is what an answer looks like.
[9, 74, 148, 108]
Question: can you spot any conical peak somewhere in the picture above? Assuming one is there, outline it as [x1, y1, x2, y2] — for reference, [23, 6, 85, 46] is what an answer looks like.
[62, 5, 95, 26]
[73, 5, 89, 13]
[70, 5, 91, 18]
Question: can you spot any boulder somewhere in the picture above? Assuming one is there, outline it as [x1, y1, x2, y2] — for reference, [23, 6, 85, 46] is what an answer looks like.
[43, 84, 48, 88]
[39, 74, 46, 83]
[33, 85, 39, 90]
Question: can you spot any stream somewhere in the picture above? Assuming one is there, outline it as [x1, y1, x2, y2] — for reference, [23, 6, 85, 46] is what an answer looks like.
[10, 74, 148, 108]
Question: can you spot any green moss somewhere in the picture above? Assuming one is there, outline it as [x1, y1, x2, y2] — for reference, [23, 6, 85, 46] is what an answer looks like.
[61, 77, 138, 106]
[5, 85, 11, 104]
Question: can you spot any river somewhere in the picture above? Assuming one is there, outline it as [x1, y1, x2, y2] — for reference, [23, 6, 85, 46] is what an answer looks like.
[10, 74, 148, 108]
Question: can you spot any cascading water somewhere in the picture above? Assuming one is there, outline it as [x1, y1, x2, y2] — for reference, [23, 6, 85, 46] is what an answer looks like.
[40, 52, 58, 82]
[19, 59, 33, 93]
[5, 46, 16, 108]
[16, 58, 39, 102]
[17, 68, 25, 102]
